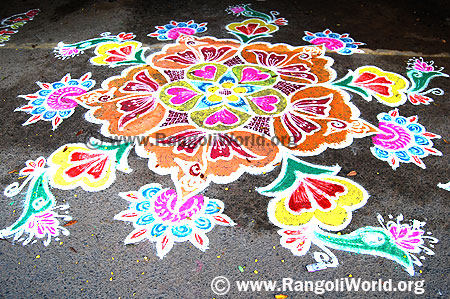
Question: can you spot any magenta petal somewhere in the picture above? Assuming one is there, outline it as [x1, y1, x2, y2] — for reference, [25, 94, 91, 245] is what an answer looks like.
[205, 109, 239, 126]
[403, 238, 423, 244]
[407, 231, 424, 238]
[397, 227, 409, 238]
[37, 224, 45, 235]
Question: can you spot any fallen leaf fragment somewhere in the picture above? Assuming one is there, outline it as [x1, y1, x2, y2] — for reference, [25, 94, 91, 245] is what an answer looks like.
[347, 170, 357, 177]
[63, 220, 78, 227]
[275, 295, 288, 299]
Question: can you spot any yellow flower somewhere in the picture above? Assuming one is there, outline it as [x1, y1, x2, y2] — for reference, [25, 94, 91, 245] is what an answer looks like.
[226, 19, 278, 43]
[268, 177, 368, 231]
[354, 66, 409, 106]
[91, 41, 141, 66]
[48, 144, 115, 191]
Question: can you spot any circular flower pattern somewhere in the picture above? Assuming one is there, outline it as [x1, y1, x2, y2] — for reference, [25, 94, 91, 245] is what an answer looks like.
[148, 20, 207, 40]
[75, 35, 378, 198]
[303, 29, 364, 55]
[17, 73, 95, 130]
[159, 62, 285, 130]
[114, 184, 235, 258]
[371, 109, 441, 169]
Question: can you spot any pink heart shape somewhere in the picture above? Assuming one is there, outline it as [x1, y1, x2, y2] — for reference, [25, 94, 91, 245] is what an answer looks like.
[166, 87, 198, 105]
[205, 109, 239, 126]
[240, 67, 270, 82]
[251, 95, 279, 112]
[192, 65, 217, 80]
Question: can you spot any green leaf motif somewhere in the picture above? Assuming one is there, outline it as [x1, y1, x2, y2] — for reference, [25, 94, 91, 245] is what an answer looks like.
[258, 156, 340, 195]
[406, 70, 448, 93]
[314, 227, 414, 275]
[332, 71, 370, 98]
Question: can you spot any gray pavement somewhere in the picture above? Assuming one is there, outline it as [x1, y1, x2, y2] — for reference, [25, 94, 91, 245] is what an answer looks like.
[0, 0, 449, 298]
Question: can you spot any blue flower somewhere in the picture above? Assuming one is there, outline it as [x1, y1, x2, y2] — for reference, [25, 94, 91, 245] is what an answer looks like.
[371, 109, 441, 169]
[148, 20, 207, 40]
[303, 29, 364, 55]
[16, 73, 95, 130]
[115, 183, 235, 258]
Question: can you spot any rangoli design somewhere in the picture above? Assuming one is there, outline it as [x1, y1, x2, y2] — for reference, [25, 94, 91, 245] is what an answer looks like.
[2, 4, 447, 275]
[148, 20, 207, 40]
[16, 73, 95, 130]
[0, 9, 39, 46]
[302, 29, 364, 55]
[371, 109, 441, 169]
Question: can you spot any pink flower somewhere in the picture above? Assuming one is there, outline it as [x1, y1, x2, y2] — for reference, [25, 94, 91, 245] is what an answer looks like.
[412, 58, 434, 72]
[59, 47, 80, 57]
[388, 223, 424, 253]
[229, 5, 245, 15]
[29, 212, 59, 237]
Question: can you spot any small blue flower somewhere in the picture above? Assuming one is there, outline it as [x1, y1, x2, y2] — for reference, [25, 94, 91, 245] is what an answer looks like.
[303, 29, 365, 55]
[115, 183, 235, 258]
[371, 109, 441, 169]
[16, 73, 95, 130]
[148, 20, 208, 40]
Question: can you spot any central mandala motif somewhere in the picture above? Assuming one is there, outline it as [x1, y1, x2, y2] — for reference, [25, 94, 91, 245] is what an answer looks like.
[160, 63, 285, 130]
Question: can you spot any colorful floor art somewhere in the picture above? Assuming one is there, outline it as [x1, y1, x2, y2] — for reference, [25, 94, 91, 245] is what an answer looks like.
[0, 9, 39, 46]
[2, 4, 448, 277]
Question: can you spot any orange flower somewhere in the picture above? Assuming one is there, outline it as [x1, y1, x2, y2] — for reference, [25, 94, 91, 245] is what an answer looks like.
[272, 86, 378, 155]
[76, 66, 168, 136]
[151, 35, 241, 69]
[241, 43, 335, 84]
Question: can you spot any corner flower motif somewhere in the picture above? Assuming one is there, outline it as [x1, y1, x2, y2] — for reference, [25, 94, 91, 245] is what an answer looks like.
[303, 29, 364, 55]
[0, 206, 72, 247]
[225, 4, 288, 26]
[226, 19, 278, 43]
[91, 41, 147, 67]
[378, 214, 438, 274]
[333, 66, 409, 107]
[47, 140, 132, 191]
[268, 176, 368, 231]
[371, 109, 441, 169]
[148, 20, 207, 40]
[405, 57, 449, 105]
[114, 184, 235, 258]
[54, 32, 136, 59]
[260, 157, 369, 231]
[16, 73, 95, 130]
[0, 157, 72, 247]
